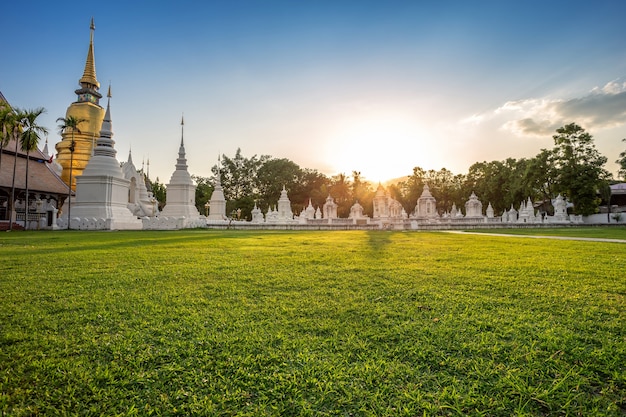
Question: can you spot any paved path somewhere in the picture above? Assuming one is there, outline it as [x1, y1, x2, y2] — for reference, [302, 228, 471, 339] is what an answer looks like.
[443, 230, 626, 244]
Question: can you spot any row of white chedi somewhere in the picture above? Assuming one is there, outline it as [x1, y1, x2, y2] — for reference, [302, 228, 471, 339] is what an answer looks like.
[264, 184, 575, 224]
[56, 93, 577, 229]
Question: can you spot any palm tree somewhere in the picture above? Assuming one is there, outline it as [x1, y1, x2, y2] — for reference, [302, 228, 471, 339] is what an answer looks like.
[0, 104, 14, 177]
[19, 107, 48, 230]
[56, 115, 86, 229]
[8, 109, 24, 231]
[0, 104, 15, 222]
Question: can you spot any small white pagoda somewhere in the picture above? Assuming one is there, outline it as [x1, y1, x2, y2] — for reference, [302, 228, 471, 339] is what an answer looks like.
[160, 117, 201, 220]
[68, 88, 142, 230]
[276, 186, 294, 222]
[121, 150, 158, 218]
[464, 191, 483, 218]
[207, 156, 227, 221]
[413, 184, 438, 219]
[322, 194, 338, 220]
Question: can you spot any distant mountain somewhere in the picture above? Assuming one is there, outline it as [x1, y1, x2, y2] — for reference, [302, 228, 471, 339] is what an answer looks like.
[383, 176, 409, 186]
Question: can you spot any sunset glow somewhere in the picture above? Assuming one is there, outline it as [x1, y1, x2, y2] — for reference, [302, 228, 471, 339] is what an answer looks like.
[1, 1, 625, 181]
[325, 116, 438, 183]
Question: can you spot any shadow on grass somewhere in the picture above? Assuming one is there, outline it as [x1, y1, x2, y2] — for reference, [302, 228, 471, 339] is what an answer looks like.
[0, 229, 235, 255]
[366, 230, 393, 255]
[0, 229, 315, 256]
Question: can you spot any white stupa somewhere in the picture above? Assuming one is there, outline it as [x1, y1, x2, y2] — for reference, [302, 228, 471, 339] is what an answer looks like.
[276, 185, 294, 221]
[207, 155, 227, 221]
[413, 184, 438, 219]
[160, 117, 201, 220]
[69, 87, 142, 230]
[121, 150, 159, 218]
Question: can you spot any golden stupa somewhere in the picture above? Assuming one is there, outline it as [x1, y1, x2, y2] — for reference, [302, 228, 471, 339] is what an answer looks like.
[55, 18, 106, 190]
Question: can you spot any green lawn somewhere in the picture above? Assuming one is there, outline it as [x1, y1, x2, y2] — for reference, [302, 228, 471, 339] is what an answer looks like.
[465, 226, 626, 240]
[1, 230, 624, 416]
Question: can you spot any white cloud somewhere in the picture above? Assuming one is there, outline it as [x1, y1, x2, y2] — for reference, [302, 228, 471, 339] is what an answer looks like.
[467, 78, 626, 137]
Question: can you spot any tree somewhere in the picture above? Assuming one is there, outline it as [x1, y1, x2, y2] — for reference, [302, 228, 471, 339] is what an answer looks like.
[424, 168, 459, 214]
[551, 123, 609, 215]
[290, 168, 330, 214]
[599, 181, 613, 223]
[329, 173, 352, 217]
[56, 115, 87, 228]
[0, 104, 15, 182]
[464, 157, 554, 216]
[19, 108, 48, 229]
[2, 105, 21, 229]
[397, 167, 426, 214]
[523, 149, 558, 214]
[8, 108, 27, 230]
[617, 138, 626, 181]
[218, 148, 269, 201]
[150, 177, 166, 210]
[192, 175, 215, 216]
[350, 171, 374, 217]
[257, 158, 302, 212]
[465, 160, 515, 215]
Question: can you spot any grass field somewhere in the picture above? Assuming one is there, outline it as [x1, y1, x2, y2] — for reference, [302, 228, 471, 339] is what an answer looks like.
[465, 226, 626, 240]
[1, 230, 624, 416]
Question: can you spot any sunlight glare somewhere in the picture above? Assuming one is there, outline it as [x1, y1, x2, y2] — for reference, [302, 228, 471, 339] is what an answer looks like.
[325, 116, 434, 183]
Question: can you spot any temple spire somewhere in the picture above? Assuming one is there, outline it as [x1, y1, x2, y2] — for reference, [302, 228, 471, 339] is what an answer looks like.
[180, 114, 185, 146]
[215, 154, 222, 186]
[42, 136, 50, 159]
[176, 117, 188, 171]
[79, 17, 100, 89]
[95, 84, 116, 158]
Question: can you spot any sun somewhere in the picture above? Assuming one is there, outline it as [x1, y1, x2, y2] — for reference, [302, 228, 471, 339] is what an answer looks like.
[324, 116, 434, 183]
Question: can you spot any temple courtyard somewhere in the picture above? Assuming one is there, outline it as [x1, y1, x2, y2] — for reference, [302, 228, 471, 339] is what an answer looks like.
[1, 229, 624, 415]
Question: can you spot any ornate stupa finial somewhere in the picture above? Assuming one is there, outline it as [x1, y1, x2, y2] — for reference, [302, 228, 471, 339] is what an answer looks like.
[175, 117, 188, 171]
[180, 114, 185, 145]
[42, 136, 50, 159]
[214, 154, 222, 186]
[75, 18, 102, 106]
[103, 85, 112, 127]
[95, 84, 115, 158]
[79, 17, 100, 89]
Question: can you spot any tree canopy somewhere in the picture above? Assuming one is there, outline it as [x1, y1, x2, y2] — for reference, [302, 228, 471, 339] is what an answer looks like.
[617, 138, 626, 181]
[550, 123, 610, 215]
[185, 123, 614, 218]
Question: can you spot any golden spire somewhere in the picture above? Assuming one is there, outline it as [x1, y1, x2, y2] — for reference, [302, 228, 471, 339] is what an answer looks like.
[79, 17, 100, 88]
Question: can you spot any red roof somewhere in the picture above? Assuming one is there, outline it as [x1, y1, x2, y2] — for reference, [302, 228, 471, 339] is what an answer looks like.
[1, 137, 71, 195]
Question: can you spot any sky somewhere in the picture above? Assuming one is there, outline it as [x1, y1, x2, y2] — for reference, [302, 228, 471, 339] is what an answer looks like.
[2, 0, 626, 184]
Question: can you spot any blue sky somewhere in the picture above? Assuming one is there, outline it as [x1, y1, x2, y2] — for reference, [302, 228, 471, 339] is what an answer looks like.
[2, 1, 626, 183]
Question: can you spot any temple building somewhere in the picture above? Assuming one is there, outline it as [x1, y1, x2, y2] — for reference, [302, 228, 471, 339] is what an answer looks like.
[55, 18, 106, 190]
[372, 183, 406, 220]
[0, 92, 71, 230]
